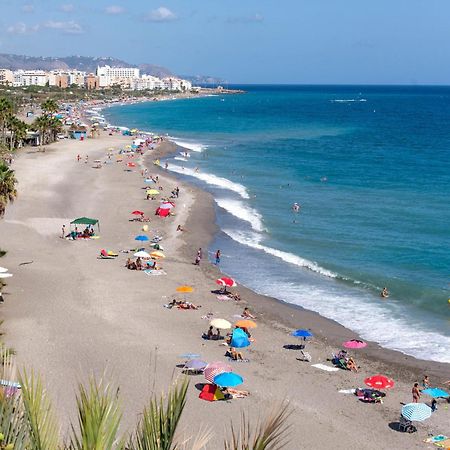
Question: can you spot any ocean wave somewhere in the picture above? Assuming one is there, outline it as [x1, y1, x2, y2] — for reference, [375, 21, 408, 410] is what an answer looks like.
[167, 165, 250, 199]
[222, 228, 337, 278]
[331, 99, 367, 103]
[174, 156, 188, 162]
[215, 198, 265, 232]
[170, 138, 206, 152]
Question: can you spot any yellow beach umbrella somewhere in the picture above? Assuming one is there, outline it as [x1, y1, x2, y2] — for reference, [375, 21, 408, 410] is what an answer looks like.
[151, 250, 165, 258]
[210, 319, 232, 330]
[176, 285, 193, 293]
[146, 189, 160, 195]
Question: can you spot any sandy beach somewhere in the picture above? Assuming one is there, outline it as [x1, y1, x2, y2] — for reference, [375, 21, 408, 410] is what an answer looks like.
[0, 133, 448, 449]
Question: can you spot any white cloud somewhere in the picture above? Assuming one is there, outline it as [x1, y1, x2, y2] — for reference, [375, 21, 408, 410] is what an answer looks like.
[60, 4, 74, 12]
[7, 22, 39, 34]
[105, 5, 125, 15]
[21, 4, 34, 13]
[146, 6, 177, 22]
[43, 20, 84, 34]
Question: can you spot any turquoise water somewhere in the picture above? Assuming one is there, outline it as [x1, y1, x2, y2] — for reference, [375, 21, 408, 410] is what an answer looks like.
[104, 86, 450, 363]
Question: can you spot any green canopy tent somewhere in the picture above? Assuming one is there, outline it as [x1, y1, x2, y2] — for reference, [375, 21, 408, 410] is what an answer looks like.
[70, 217, 100, 232]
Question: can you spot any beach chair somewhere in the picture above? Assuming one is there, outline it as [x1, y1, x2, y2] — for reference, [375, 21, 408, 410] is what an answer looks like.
[398, 416, 416, 433]
[298, 350, 312, 362]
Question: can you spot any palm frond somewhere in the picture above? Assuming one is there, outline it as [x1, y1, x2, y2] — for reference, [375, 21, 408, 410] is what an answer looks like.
[68, 377, 122, 450]
[19, 368, 60, 450]
[127, 377, 189, 450]
[224, 402, 291, 450]
[0, 349, 27, 450]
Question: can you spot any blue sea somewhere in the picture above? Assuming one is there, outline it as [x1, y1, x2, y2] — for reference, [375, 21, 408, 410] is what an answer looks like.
[104, 85, 450, 363]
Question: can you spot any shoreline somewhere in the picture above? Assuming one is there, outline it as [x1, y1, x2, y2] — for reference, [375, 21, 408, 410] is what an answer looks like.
[151, 141, 450, 383]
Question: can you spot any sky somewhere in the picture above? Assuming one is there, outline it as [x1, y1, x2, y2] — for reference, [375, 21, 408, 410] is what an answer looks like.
[0, 0, 449, 84]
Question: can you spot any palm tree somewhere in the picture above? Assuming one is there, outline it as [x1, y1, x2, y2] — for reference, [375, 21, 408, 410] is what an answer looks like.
[0, 98, 13, 147]
[41, 99, 58, 118]
[0, 161, 17, 217]
[32, 116, 50, 148]
[48, 117, 63, 143]
[6, 115, 27, 152]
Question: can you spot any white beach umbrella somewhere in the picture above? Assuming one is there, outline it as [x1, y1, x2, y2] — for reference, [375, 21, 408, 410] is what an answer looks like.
[134, 251, 151, 258]
[0, 273, 13, 279]
[0, 267, 8, 273]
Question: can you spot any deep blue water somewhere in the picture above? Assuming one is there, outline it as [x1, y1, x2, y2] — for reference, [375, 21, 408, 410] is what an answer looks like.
[104, 85, 450, 363]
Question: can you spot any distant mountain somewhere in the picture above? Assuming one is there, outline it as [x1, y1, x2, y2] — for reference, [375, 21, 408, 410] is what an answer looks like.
[0, 53, 222, 84]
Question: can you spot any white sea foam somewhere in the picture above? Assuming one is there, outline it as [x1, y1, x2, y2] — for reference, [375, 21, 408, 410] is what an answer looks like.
[174, 156, 188, 162]
[331, 99, 367, 103]
[167, 165, 250, 199]
[258, 282, 450, 363]
[223, 228, 338, 278]
[215, 198, 265, 232]
[170, 138, 206, 152]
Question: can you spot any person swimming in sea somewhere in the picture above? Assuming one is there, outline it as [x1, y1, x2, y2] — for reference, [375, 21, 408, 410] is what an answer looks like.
[292, 202, 300, 213]
[381, 287, 389, 298]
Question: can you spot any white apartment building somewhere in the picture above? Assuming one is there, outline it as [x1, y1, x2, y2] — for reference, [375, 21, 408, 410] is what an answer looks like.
[161, 77, 192, 92]
[13, 70, 48, 87]
[48, 70, 86, 87]
[0, 69, 14, 85]
[97, 65, 140, 88]
[129, 74, 165, 91]
[68, 70, 86, 87]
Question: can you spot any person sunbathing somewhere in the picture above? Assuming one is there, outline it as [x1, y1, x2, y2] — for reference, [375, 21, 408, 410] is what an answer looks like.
[136, 257, 143, 270]
[226, 347, 243, 361]
[242, 307, 255, 319]
[176, 301, 200, 310]
[203, 326, 221, 340]
[224, 387, 250, 399]
[346, 357, 359, 372]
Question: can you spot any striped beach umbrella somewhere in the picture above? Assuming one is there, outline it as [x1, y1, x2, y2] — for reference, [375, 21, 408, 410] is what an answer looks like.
[401, 403, 432, 422]
[204, 362, 233, 383]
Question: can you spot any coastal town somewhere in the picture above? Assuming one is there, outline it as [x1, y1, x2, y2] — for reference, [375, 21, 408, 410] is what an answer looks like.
[0, 64, 195, 91]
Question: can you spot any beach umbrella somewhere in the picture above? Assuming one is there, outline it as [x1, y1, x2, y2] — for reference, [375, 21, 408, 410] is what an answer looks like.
[0, 273, 13, 279]
[184, 359, 207, 370]
[176, 286, 193, 293]
[131, 210, 144, 216]
[135, 235, 149, 242]
[401, 403, 432, 422]
[150, 243, 163, 250]
[216, 277, 236, 287]
[343, 339, 367, 349]
[151, 250, 165, 258]
[364, 375, 395, 389]
[210, 318, 232, 330]
[204, 362, 233, 383]
[179, 353, 200, 359]
[134, 251, 151, 258]
[127, 162, 136, 168]
[292, 329, 313, 338]
[422, 388, 450, 398]
[213, 372, 243, 388]
[0, 267, 8, 273]
[142, 225, 149, 232]
[146, 189, 160, 195]
[159, 203, 173, 210]
[235, 319, 257, 329]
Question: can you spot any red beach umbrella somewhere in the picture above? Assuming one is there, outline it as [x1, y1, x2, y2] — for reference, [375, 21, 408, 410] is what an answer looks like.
[127, 162, 136, 168]
[131, 210, 144, 215]
[364, 375, 395, 389]
[216, 277, 236, 287]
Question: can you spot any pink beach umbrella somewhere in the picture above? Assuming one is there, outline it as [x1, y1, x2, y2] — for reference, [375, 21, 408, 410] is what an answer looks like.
[204, 361, 233, 383]
[343, 339, 367, 349]
[216, 277, 236, 288]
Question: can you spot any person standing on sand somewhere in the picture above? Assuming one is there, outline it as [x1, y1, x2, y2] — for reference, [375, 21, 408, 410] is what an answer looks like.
[77, 154, 81, 162]
[215, 249, 221, 265]
[412, 383, 421, 403]
[61, 224, 66, 239]
[85, 155, 88, 164]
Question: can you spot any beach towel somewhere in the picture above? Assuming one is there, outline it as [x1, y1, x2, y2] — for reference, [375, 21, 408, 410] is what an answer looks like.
[435, 439, 450, 449]
[338, 389, 356, 394]
[216, 295, 231, 301]
[144, 270, 166, 276]
[425, 436, 448, 444]
[227, 357, 250, 363]
[311, 363, 339, 372]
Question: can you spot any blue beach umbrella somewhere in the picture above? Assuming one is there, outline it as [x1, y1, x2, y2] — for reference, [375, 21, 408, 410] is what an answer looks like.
[401, 403, 432, 422]
[292, 329, 313, 338]
[213, 372, 243, 387]
[135, 235, 149, 242]
[422, 388, 450, 398]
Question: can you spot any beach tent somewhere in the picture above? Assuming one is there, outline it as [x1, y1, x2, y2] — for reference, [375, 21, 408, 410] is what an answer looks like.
[70, 217, 100, 231]
[156, 208, 171, 217]
[230, 328, 250, 348]
[199, 384, 225, 402]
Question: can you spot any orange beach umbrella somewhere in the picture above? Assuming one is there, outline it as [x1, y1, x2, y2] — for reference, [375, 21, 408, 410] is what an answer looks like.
[235, 319, 257, 329]
[176, 286, 193, 293]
